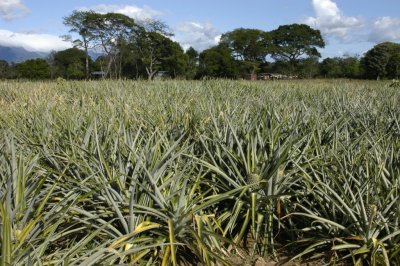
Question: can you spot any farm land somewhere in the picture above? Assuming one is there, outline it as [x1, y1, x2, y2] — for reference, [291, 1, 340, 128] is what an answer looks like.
[0, 79, 400, 265]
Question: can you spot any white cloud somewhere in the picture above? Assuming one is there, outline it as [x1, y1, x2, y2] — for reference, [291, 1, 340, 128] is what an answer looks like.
[0, 0, 29, 20]
[174, 22, 221, 51]
[301, 0, 363, 40]
[80, 4, 161, 20]
[0, 29, 71, 52]
[369, 17, 400, 43]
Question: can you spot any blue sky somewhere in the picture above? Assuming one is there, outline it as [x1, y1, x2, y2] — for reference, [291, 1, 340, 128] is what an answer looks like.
[0, 0, 399, 58]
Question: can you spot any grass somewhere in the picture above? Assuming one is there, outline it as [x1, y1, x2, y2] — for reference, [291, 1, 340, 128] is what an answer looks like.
[0, 79, 399, 265]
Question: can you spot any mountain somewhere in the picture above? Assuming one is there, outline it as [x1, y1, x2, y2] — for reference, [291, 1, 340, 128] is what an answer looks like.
[0, 45, 48, 63]
[0, 45, 104, 63]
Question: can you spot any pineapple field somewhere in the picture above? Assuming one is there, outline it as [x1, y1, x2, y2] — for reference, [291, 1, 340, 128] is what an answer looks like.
[0, 79, 400, 265]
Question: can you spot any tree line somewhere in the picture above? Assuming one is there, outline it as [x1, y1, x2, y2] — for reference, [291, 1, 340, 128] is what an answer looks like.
[0, 10, 399, 80]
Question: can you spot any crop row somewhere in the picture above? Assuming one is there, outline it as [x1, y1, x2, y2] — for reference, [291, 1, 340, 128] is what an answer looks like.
[0, 80, 399, 265]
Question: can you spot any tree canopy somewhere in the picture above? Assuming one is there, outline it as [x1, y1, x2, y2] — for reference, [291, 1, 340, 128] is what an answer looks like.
[220, 28, 271, 62]
[220, 28, 272, 75]
[129, 31, 187, 79]
[198, 45, 238, 78]
[271, 24, 325, 63]
[0, 60, 14, 79]
[52, 48, 90, 79]
[15, 59, 50, 80]
[185, 47, 199, 79]
[362, 42, 400, 79]
[63, 10, 96, 79]
[2, 9, 400, 81]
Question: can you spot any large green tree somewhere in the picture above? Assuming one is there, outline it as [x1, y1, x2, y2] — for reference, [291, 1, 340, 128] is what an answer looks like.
[296, 57, 320, 78]
[129, 31, 187, 80]
[0, 60, 14, 79]
[362, 42, 400, 79]
[185, 47, 199, 79]
[386, 53, 400, 79]
[86, 12, 141, 78]
[271, 24, 325, 72]
[198, 45, 238, 78]
[64, 11, 142, 79]
[320, 58, 342, 78]
[15, 59, 50, 80]
[53, 48, 90, 79]
[220, 28, 271, 62]
[220, 28, 271, 75]
[63, 10, 96, 79]
[320, 57, 362, 79]
[340, 57, 362, 79]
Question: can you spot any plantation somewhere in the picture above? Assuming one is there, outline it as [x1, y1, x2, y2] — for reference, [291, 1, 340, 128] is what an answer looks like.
[0, 79, 400, 265]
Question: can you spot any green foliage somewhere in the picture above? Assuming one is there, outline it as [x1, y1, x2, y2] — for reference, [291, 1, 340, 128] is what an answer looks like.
[320, 56, 362, 79]
[386, 52, 400, 79]
[271, 24, 325, 64]
[71, 11, 141, 79]
[198, 45, 238, 78]
[320, 58, 342, 78]
[206, 24, 325, 77]
[53, 48, 89, 79]
[185, 47, 199, 79]
[60, 11, 400, 80]
[128, 31, 188, 79]
[220, 28, 271, 63]
[15, 58, 50, 79]
[63, 10, 97, 79]
[296, 57, 320, 78]
[341, 56, 363, 78]
[362, 42, 400, 80]
[63, 10, 190, 80]
[0, 79, 399, 265]
[0, 60, 14, 79]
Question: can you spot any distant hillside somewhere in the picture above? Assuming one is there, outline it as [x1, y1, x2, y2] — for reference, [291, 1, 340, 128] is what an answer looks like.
[0, 45, 48, 63]
[0, 45, 102, 63]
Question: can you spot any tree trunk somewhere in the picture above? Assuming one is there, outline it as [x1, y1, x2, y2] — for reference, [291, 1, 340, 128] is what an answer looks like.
[84, 39, 90, 80]
[85, 54, 89, 80]
[146, 67, 157, 80]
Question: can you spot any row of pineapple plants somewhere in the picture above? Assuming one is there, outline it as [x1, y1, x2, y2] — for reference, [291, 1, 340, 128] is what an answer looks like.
[0, 79, 399, 265]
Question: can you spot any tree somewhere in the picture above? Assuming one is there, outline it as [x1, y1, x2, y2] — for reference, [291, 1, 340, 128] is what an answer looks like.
[220, 28, 271, 62]
[137, 19, 173, 36]
[297, 57, 320, 78]
[340, 56, 362, 79]
[198, 45, 238, 78]
[320, 58, 342, 78]
[85, 12, 141, 78]
[64, 11, 142, 79]
[162, 41, 188, 79]
[271, 24, 325, 72]
[128, 31, 187, 80]
[268, 60, 291, 75]
[53, 48, 89, 79]
[0, 60, 13, 79]
[386, 53, 400, 79]
[320, 56, 362, 79]
[63, 10, 96, 79]
[185, 47, 198, 79]
[15, 59, 50, 80]
[220, 28, 271, 75]
[362, 42, 400, 79]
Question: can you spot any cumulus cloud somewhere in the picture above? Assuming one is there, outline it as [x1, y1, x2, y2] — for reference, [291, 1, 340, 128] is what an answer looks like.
[0, 0, 29, 20]
[301, 0, 363, 40]
[80, 4, 161, 20]
[0, 29, 71, 52]
[174, 22, 221, 51]
[369, 17, 400, 43]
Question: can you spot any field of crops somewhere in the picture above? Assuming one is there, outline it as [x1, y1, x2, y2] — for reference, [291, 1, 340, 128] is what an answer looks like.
[0, 79, 399, 265]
